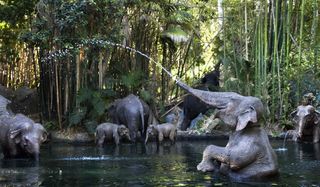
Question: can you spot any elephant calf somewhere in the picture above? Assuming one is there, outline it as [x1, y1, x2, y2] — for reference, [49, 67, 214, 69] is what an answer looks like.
[290, 104, 320, 143]
[0, 114, 47, 160]
[95, 123, 131, 146]
[145, 123, 177, 144]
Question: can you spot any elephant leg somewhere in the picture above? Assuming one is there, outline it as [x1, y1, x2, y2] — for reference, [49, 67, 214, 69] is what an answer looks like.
[113, 134, 120, 145]
[129, 128, 137, 143]
[97, 136, 105, 147]
[169, 130, 176, 144]
[197, 145, 221, 172]
[313, 127, 320, 143]
[158, 132, 164, 144]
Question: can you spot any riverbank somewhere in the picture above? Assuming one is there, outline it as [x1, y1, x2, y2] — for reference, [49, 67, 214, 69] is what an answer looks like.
[49, 129, 230, 143]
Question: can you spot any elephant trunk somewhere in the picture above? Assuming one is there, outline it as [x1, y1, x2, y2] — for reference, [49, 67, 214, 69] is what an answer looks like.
[298, 119, 306, 138]
[176, 80, 234, 109]
[145, 133, 149, 144]
[33, 152, 40, 161]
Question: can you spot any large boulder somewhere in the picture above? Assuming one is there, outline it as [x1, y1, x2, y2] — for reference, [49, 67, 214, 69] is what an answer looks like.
[10, 86, 40, 116]
[0, 85, 40, 120]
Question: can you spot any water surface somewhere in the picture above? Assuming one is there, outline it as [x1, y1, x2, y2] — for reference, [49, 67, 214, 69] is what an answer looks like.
[0, 140, 320, 186]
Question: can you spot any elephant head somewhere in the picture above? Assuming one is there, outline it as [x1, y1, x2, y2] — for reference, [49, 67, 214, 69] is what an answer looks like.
[118, 125, 131, 141]
[9, 122, 47, 160]
[290, 105, 320, 139]
[145, 125, 157, 144]
[177, 81, 264, 131]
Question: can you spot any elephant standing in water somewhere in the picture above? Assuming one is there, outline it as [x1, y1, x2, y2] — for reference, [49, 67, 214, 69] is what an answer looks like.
[145, 123, 177, 144]
[95, 123, 131, 146]
[176, 81, 278, 180]
[108, 94, 157, 142]
[290, 105, 320, 143]
[0, 113, 47, 160]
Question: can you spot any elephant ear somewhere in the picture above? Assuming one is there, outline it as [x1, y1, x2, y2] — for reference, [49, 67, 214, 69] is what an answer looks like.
[236, 106, 257, 131]
[290, 110, 298, 118]
[41, 128, 48, 143]
[118, 125, 126, 133]
[9, 122, 32, 144]
[10, 128, 23, 144]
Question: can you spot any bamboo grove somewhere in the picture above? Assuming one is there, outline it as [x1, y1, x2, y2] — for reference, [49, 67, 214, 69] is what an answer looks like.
[0, 0, 319, 131]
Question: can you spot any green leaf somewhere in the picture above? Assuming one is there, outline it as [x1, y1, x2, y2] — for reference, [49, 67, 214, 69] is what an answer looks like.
[69, 107, 87, 126]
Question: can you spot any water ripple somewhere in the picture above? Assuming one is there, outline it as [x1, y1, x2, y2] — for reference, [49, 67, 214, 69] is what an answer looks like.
[56, 156, 150, 161]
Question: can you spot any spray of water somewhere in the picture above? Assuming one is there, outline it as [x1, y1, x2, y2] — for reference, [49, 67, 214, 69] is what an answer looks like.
[42, 39, 182, 84]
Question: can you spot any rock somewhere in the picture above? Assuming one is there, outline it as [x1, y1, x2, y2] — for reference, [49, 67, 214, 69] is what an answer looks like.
[10, 86, 40, 115]
[0, 84, 14, 100]
[50, 130, 94, 143]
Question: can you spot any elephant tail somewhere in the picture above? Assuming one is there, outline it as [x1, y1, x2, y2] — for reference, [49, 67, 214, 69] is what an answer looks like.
[138, 99, 145, 136]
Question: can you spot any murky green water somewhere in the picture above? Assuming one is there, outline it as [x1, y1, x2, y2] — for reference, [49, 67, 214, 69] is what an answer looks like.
[0, 140, 320, 186]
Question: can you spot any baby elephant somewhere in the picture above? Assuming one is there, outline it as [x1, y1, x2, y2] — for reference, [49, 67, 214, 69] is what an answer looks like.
[145, 123, 177, 144]
[95, 123, 131, 146]
[0, 113, 47, 160]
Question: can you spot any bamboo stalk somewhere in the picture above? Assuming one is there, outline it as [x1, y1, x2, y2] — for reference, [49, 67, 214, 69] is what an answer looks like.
[297, 0, 305, 104]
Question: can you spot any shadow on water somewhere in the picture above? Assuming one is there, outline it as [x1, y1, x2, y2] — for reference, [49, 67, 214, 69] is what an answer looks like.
[0, 140, 320, 186]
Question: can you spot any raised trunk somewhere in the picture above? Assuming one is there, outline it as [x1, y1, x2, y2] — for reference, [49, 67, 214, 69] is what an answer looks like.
[176, 81, 242, 109]
[298, 119, 305, 137]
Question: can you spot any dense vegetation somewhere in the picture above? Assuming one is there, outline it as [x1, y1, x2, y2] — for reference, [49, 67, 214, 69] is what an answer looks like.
[0, 0, 319, 132]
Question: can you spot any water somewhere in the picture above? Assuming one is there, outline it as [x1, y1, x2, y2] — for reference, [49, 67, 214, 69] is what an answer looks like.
[43, 39, 182, 84]
[1, 140, 320, 186]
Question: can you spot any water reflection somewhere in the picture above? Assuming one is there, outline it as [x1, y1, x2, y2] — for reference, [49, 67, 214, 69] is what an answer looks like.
[0, 159, 43, 186]
[0, 140, 319, 186]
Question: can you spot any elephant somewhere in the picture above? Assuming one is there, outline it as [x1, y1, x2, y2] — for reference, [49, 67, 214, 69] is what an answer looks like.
[145, 123, 177, 144]
[176, 81, 279, 180]
[108, 94, 157, 142]
[0, 113, 47, 160]
[95, 123, 131, 146]
[290, 104, 320, 143]
[180, 62, 220, 130]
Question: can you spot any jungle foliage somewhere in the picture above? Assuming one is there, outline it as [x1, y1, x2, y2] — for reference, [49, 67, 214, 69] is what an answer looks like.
[0, 0, 319, 131]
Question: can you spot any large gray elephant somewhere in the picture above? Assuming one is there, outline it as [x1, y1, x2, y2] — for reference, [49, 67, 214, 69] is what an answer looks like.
[290, 105, 320, 143]
[0, 113, 47, 160]
[176, 81, 278, 180]
[108, 94, 157, 142]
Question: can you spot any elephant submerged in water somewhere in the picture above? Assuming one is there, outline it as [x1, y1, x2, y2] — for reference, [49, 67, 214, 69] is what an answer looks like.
[176, 81, 278, 180]
[108, 94, 157, 142]
[0, 113, 47, 160]
[290, 104, 320, 143]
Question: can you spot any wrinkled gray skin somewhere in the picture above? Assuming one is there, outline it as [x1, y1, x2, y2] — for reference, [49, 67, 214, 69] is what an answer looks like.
[176, 81, 278, 180]
[95, 123, 131, 146]
[108, 94, 157, 142]
[290, 105, 320, 143]
[0, 114, 47, 160]
[145, 123, 177, 144]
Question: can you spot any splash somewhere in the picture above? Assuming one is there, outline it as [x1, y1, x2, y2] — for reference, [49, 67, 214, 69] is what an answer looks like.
[275, 131, 289, 152]
[42, 39, 181, 83]
[56, 156, 149, 161]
